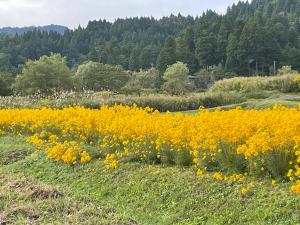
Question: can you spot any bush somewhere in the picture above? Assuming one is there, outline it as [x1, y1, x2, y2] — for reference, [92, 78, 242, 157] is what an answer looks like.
[13, 54, 73, 95]
[194, 65, 234, 90]
[122, 69, 159, 95]
[277, 65, 297, 75]
[210, 74, 300, 94]
[162, 62, 194, 95]
[74, 61, 130, 92]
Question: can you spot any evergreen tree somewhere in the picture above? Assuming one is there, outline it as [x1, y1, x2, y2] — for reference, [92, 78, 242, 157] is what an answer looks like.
[156, 37, 177, 74]
[88, 47, 100, 62]
[184, 27, 196, 52]
[176, 36, 198, 74]
[129, 46, 141, 71]
[0, 0, 300, 78]
[226, 34, 240, 73]
[196, 32, 218, 68]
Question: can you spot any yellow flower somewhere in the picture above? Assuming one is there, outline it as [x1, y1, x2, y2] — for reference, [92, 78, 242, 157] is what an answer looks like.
[240, 187, 248, 195]
[104, 153, 118, 170]
[249, 182, 255, 187]
[213, 172, 223, 181]
[291, 182, 300, 194]
[2, 104, 300, 193]
[196, 169, 203, 176]
[80, 151, 91, 163]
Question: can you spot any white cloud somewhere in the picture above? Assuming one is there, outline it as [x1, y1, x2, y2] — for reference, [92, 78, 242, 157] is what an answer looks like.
[0, 0, 43, 11]
[0, 0, 243, 28]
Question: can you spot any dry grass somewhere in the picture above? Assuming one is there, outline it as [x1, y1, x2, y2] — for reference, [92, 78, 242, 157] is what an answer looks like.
[0, 91, 244, 112]
[210, 74, 299, 94]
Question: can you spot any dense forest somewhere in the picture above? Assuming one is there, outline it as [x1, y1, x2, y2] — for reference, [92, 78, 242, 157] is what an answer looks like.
[0, 25, 67, 35]
[1, 0, 300, 77]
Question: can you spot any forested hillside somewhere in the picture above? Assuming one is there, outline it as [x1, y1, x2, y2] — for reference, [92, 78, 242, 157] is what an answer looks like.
[0, 0, 300, 76]
[0, 25, 67, 35]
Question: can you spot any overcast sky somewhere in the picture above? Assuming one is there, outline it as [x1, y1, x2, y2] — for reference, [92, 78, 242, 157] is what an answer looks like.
[0, 0, 243, 28]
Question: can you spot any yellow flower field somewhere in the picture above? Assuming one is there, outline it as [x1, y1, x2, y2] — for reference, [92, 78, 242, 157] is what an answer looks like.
[1, 105, 300, 193]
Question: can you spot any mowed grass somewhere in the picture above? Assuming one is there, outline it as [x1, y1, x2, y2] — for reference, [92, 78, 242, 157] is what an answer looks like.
[1, 135, 300, 225]
[0, 173, 134, 225]
[0, 135, 134, 225]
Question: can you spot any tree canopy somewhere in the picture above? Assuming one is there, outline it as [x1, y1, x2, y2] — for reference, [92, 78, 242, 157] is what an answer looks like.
[163, 62, 193, 95]
[0, 0, 299, 77]
[74, 61, 129, 91]
[0, 0, 300, 96]
[13, 54, 72, 95]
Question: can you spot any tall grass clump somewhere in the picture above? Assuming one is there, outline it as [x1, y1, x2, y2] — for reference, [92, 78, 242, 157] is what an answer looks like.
[103, 92, 245, 112]
[210, 74, 300, 95]
[0, 91, 245, 112]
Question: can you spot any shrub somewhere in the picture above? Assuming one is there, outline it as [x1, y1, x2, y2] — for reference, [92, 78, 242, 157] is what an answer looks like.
[163, 62, 194, 95]
[74, 61, 130, 92]
[210, 74, 300, 94]
[277, 65, 297, 75]
[13, 54, 73, 95]
[194, 65, 234, 90]
[122, 68, 159, 95]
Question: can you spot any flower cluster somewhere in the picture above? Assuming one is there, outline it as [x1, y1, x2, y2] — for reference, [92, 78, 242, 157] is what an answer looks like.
[27, 132, 91, 164]
[212, 172, 246, 182]
[1, 105, 300, 192]
[291, 181, 300, 194]
[46, 141, 91, 164]
[103, 153, 118, 170]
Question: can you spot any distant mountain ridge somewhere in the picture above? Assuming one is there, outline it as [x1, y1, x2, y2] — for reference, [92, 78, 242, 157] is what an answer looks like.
[0, 25, 68, 35]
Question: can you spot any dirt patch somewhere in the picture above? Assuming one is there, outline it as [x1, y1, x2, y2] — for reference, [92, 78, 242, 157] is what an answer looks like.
[8, 176, 63, 201]
[9, 179, 28, 189]
[0, 194, 6, 201]
[0, 174, 8, 183]
[0, 172, 135, 224]
[128, 219, 140, 225]
[80, 195, 93, 203]
[0, 213, 9, 225]
[28, 187, 63, 200]
[1, 149, 30, 165]
[9, 207, 40, 220]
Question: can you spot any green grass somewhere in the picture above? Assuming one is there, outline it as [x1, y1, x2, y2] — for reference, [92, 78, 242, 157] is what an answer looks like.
[0, 135, 133, 225]
[246, 99, 299, 109]
[178, 93, 300, 114]
[0, 172, 132, 224]
[0, 135, 34, 165]
[179, 102, 249, 114]
[1, 135, 300, 224]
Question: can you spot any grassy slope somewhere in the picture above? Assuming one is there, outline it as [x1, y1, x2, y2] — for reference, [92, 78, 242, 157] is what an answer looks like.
[180, 93, 300, 114]
[1, 135, 300, 225]
[0, 136, 134, 225]
[0, 173, 132, 225]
